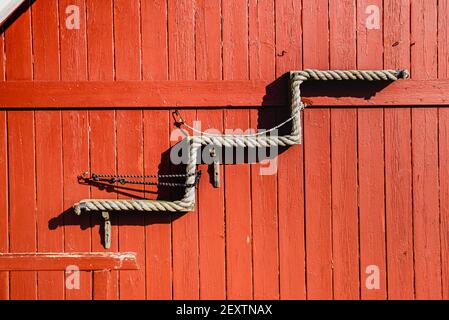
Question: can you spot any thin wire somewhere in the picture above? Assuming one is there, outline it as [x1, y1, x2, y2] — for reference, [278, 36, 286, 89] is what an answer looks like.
[177, 106, 304, 138]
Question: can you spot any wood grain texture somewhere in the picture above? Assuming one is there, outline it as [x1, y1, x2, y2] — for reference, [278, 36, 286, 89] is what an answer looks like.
[59, 0, 91, 300]
[141, 0, 172, 301]
[384, 0, 414, 299]
[141, 0, 168, 81]
[116, 110, 146, 299]
[170, 109, 199, 299]
[195, 0, 225, 300]
[0, 22, 8, 301]
[197, 109, 225, 299]
[195, 0, 221, 81]
[8, 111, 37, 300]
[89, 111, 119, 300]
[168, 0, 199, 300]
[0, 79, 447, 108]
[0, 31, 4, 81]
[330, 0, 359, 300]
[439, 0, 449, 300]
[87, 0, 114, 81]
[143, 110, 172, 300]
[276, 0, 306, 300]
[0, 253, 138, 271]
[35, 112, 64, 300]
[32, 0, 64, 300]
[5, 3, 36, 300]
[438, 0, 449, 79]
[0, 110, 7, 300]
[59, 0, 87, 81]
[62, 111, 91, 300]
[223, 110, 253, 300]
[302, 0, 333, 300]
[249, 0, 279, 300]
[1, 0, 449, 301]
[87, 0, 118, 301]
[222, 0, 253, 300]
[222, 0, 248, 81]
[410, 0, 441, 300]
[439, 108, 449, 300]
[356, 0, 387, 300]
[113, 0, 146, 300]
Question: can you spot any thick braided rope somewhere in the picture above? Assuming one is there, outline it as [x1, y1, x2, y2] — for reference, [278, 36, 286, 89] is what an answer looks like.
[73, 69, 407, 214]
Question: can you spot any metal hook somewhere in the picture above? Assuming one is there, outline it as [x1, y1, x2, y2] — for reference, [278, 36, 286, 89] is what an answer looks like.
[210, 147, 220, 188]
[172, 110, 184, 126]
[102, 211, 111, 249]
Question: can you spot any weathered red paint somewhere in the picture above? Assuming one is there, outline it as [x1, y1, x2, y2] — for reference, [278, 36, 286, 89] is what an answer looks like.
[0, 0, 447, 300]
[0, 253, 139, 271]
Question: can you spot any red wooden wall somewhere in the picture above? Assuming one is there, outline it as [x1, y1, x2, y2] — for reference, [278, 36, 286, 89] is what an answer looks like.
[0, 0, 448, 300]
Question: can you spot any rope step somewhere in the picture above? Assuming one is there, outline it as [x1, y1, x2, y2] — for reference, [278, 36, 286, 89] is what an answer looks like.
[72, 69, 409, 249]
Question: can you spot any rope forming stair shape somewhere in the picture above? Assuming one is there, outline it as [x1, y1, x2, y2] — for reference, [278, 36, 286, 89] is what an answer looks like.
[73, 69, 409, 248]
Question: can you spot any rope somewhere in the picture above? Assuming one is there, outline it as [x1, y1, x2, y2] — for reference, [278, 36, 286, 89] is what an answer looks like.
[73, 69, 408, 215]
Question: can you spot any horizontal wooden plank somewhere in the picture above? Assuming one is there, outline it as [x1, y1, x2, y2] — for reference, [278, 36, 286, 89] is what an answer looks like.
[0, 252, 139, 271]
[0, 79, 447, 108]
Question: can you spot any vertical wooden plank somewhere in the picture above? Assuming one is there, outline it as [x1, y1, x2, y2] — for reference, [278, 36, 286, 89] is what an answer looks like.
[249, 0, 278, 300]
[141, 0, 171, 300]
[223, 110, 252, 300]
[197, 109, 225, 299]
[5, 2, 37, 300]
[329, 0, 359, 300]
[89, 111, 118, 301]
[168, 0, 199, 300]
[438, 1, 449, 79]
[141, 0, 168, 80]
[7, 112, 36, 300]
[87, 0, 118, 301]
[410, 0, 441, 300]
[35, 112, 64, 300]
[5, 2, 32, 81]
[169, 108, 198, 299]
[302, 0, 332, 300]
[116, 109, 146, 300]
[356, 0, 387, 300]
[87, 0, 114, 81]
[383, 0, 414, 300]
[59, 0, 88, 81]
[195, 0, 225, 300]
[222, 0, 248, 81]
[222, 0, 252, 300]
[439, 0, 449, 300]
[143, 110, 171, 300]
[275, 0, 305, 300]
[93, 271, 112, 300]
[32, 0, 65, 300]
[248, 0, 275, 79]
[221, 1, 254, 301]
[0, 29, 4, 81]
[168, 0, 195, 79]
[0, 22, 8, 301]
[114, 0, 146, 300]
[195, 0, 221, 81]
[0, 111, 7, 301]
[59, 0, 91, 300]
[62, 110, 91, 301]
